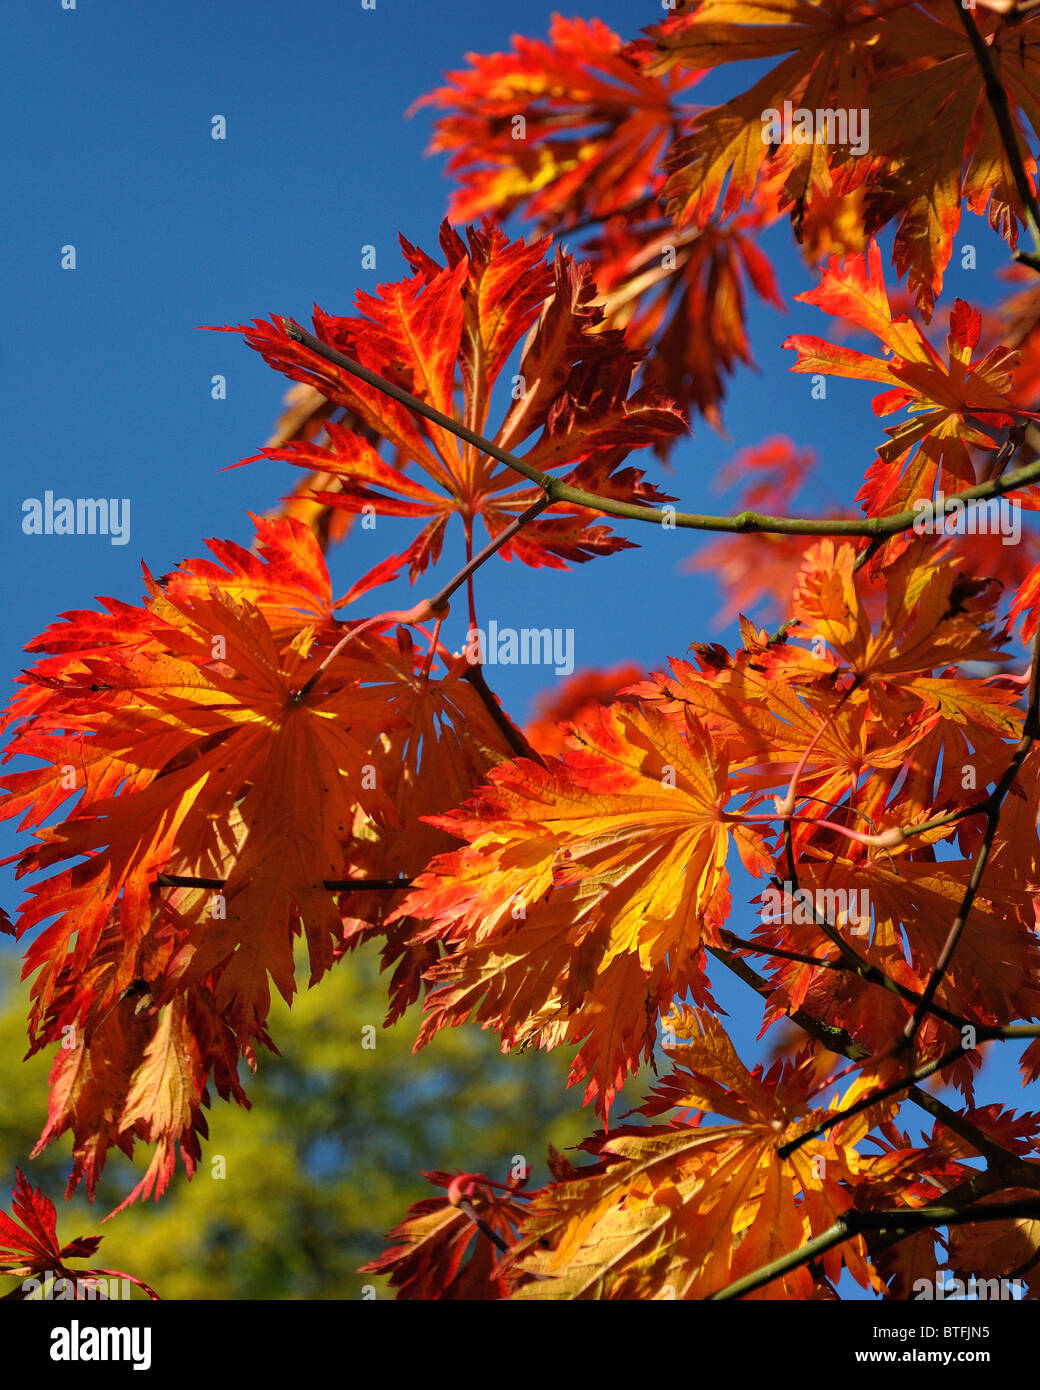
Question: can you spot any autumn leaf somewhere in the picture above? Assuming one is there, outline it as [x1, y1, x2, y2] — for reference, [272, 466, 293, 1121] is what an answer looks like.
[588, 207, 784, 432]
[784, 241, 1040, 524]
[648, 0, 906, 228]
[504, 1007, 892, 1299]
[650, 2, 1040, 315]
[218, 222, 684, 596]
[30, 982, 250, 1212]
[358, 1169, 531, 1299]
[413, 20, 782, 430]
[391, 701, 772, 1115]
[412, 15, 699, 229]
[8, 581, 395, 1051]
[0, 1170, 159, 1300]
[856, 5, 1040, 317]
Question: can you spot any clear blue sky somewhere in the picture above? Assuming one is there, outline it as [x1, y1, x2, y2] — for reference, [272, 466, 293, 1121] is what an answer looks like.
[1, 0, 1034, 1295]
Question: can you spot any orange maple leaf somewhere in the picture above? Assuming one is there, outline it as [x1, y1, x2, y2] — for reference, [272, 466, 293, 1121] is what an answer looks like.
[505, 1007, 893, 1299]
[391, 701, 772, 1115]
[218, 222, 684, 597]
[650, 2, 1040, 315]
[413, 15, 699, 228]
[784, 241, 1040, 524]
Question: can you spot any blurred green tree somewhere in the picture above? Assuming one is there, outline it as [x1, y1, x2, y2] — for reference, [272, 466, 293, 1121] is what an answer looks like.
[0, 942, 623, 1299]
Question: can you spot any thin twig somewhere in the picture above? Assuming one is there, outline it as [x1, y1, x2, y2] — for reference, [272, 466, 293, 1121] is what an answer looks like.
[777, 1045, 967, 1159]
[903, 621, 1040, 1042]
[719, 928, 841, 971]
[428, 496, 553, 611]
[461, 663, 543, 763]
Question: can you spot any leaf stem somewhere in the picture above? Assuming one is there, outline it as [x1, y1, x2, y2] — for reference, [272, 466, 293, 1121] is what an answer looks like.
[427, 496, 553, 613]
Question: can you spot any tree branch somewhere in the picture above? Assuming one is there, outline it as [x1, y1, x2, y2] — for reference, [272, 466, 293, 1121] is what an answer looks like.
[708, 1195, 1040, 1301]
[721, 918, 991, 1035]
[957, 1, 1040, 267]
[281, 321, 1040, 538]
[155, 873, 413, 891]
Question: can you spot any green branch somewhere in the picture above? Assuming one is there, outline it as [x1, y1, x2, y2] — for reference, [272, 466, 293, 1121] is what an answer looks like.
[709, 1195, 1040, 1301]
[280, 321, 1040, 538]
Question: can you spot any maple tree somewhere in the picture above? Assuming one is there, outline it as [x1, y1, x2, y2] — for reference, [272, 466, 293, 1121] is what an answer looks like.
[8, 0, 1040, 1304]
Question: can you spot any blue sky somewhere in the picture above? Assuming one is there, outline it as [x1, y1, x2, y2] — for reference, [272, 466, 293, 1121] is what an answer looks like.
[1, 0, 1036, 1296]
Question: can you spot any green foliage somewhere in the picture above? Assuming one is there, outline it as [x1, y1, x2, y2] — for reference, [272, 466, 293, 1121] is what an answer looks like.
[0, 944, 600, 1299]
